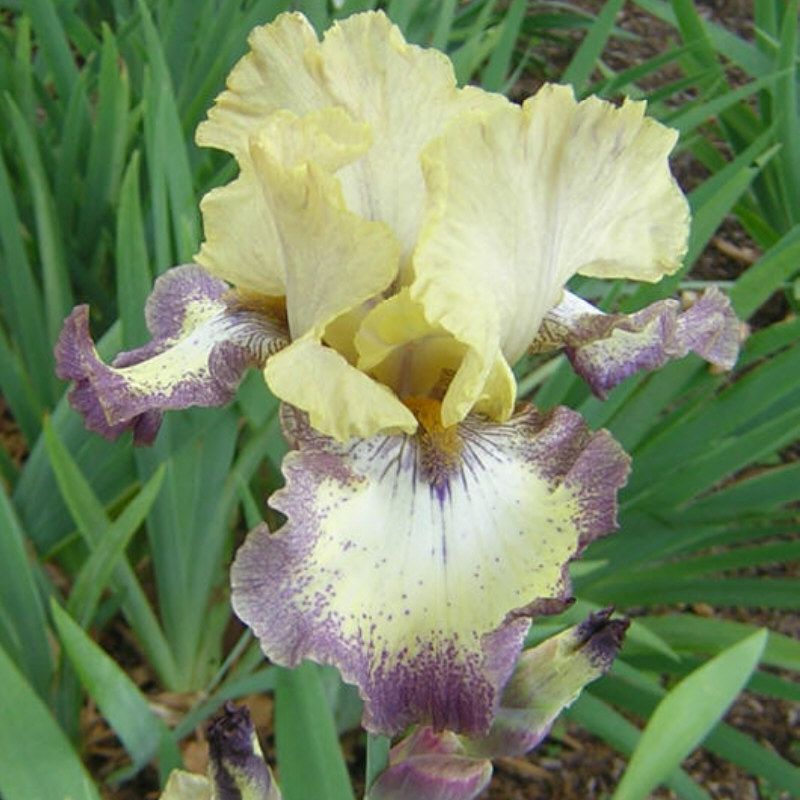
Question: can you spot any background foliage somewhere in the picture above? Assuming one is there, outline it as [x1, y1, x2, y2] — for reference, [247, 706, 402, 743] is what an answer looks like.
[0, 1, 798, 798]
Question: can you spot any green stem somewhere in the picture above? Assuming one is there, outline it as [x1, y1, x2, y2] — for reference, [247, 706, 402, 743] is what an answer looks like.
[365, 732, 391, 793]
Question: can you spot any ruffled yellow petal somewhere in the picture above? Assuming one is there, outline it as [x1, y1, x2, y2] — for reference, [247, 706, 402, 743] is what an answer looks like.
[355, 289, 466, 401]
[195, 12, 327, 159]
[196, 107, 373, 298]
[248, 109, 399, 340]
[318, 12, 505, 264]
[197, 11, 505, 278]
[411, 83, 689, 423]
[196, 164, 285, 296]
[265, 337, 417, 440]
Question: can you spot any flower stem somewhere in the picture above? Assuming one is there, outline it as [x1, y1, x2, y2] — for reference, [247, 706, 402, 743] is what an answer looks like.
[365, 732, 390, 792]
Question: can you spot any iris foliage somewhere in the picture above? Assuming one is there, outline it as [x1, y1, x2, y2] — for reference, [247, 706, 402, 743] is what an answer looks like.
[0, 1, 798, 798]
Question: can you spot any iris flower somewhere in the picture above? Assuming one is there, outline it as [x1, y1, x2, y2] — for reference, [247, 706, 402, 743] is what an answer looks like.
[56, 11, 739, 739]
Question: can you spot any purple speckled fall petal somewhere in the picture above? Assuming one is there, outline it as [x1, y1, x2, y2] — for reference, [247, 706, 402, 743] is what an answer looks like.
[530, 287, 741, 397]
[464, 608, 629, 758]
[55, 265, 289, 445]
[369, 727, 491, 800]
[232, 404, 630, 735]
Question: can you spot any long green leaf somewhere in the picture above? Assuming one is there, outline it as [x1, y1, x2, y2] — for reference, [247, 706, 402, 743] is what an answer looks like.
[19, 0, 79, 102]
[116, 151, 153, 348]
[78, 23, 130, 248]
[567, 693, 710, 800]
[275, 663, 355, 800]
[42, 418, 179, 688]
[51, 601, 181, 779]
[0, 145, 54, 406]
[0, 643, 101, 800]
[561, 0, 625, 93]
[634, 615, 800, 672]
[4, 93, 74, 346]
[68, 465, 165, 627]
[613, 630, 767, 800]
[0, 484, 52, 698]
[480, 0, 526, 92]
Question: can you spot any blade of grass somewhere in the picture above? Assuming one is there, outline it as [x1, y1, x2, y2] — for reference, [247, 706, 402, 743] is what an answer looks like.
[729, 224, 800, 318]
[20, 0, 79, 102]
[137, 0, 199, 266]
[68, 465, 165, 627]
[78, 23, 130, 250]
[42, 418, 179, 688]
[0, 325, 44, 444]
[55, 69, 90, 234]
[116, 150, 153, 348]
[613, 631, 767, 800]
[636, 402, 800, 510]
[134, 409, 238, 686]
[0, 142, 57, 407]
[677, 461, 800, 522]
[635, 614, 800, 672]
[431, 0, 458, 51]
[0, 643, 101, 800]
[11, 15, 34, 126]
[0, 483, 52, 698]
[449, 0, 497, 85]
[4, 93, 74, 346]
[667, 70, 786, 135]
[51, 601, 182, 780]
[562, 0, 625, 94]
[366, 733, 391, 791]
[275, 663, 355, 800]
[774, 0, 799, 222]
[567, 693, 711, 800]
[480, 0, 526, 91]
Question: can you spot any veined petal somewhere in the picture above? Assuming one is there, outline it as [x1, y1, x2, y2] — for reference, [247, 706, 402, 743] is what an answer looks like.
[248, 110, 397, 341]
[318, 12, 505, 262]
[264, 337, 417, 441]
[195, 13, 328, 159]
[369, 728, 491, 800]
[530, 287, 741, 396]
[197, 11, 505, 270]
[197, 106, 375, 303]
[412, 83, 688, 424]
[232, 403, 629, 735]
[55, 265, 288, 445]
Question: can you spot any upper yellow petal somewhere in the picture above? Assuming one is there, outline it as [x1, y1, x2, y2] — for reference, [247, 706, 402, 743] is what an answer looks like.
[248, 108, 399, 340]
[318, 12, 506, 265]
[409, 83, 689, 423]
[197, 10, 506, 276]
[265, 337, 417, 441]
[195, 163, 285, 296]
[195, 12, 327, 159]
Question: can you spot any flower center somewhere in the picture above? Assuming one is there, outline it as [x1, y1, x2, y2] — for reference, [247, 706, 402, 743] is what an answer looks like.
[403, 396, 463, 482]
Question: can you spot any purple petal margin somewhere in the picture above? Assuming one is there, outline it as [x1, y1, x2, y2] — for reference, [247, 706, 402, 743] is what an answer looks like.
[206, 703, 280, 800]
[465, 608, 629, 758]
[533, 287, 741, 397]
[55, 264, 288, 445]
[369, 727, 491, 800]
[232, 404, 629, 736]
